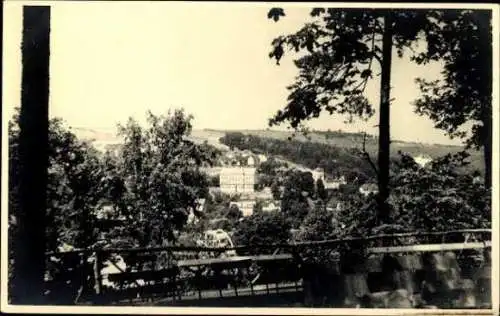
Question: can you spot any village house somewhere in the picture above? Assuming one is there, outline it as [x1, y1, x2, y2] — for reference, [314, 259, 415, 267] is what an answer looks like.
[359, 183, 378, 197]
[413, 154, 433, 168]
[262, 201, 280, 212]
[324, 176, 347, 190]
[312, 168, 325, 182]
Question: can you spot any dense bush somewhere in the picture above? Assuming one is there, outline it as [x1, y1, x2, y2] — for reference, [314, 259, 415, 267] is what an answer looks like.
[233, 212, 291, 254]
[389, 151, 491, 232]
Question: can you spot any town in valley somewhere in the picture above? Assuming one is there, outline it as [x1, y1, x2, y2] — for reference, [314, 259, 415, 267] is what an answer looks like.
[5, 3, 494, 310]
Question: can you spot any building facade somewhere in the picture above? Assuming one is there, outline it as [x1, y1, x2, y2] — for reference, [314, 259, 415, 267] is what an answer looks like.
[312, 168, 325, 183]
[219, 167, 257, 194]
[413, 154, 433, 168]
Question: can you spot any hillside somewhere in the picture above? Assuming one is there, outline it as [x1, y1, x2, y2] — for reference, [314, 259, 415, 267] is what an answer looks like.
[215, 129, 485, 175]
[210, 129, 464, 155]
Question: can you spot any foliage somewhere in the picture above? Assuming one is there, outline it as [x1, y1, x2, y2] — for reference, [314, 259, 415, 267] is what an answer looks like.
[295, 203, 344, 269]
[270, 181, 281, 200]
[412, 9, 492, 187]
[283, 199, 311, 229]
[335, 190, 377, 238]
[220, 131, 247, 150]
[413, 10, 492, 150]
[253, 199, 264, 214]
[109, 109, 214, 247]
[233, 212, 291, 254]
[281, 170, 315, 228]
[389, 151, 491, 232]
[227, 204, 243, 222]
[257, 157, 287, 176]
[285, 170, 316, 197]
[9, 110, 106, 252]
[194, 193, 243, 233]
[265, 8, 437, 130]
[266, 7, 489, 136]
[296, 203, 342, 242]
[208, 174, 220, 187]
[221, 130, 485, 175]
[332, 150, 490, 238]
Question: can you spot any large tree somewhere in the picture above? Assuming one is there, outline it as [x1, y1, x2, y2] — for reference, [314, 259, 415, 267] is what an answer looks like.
[233, 212, 291, 255]
[281, 170, 315, 227]
[267, 8, 434, 223]
[111, 109, 214, 247]
[266, 7, 492, 221]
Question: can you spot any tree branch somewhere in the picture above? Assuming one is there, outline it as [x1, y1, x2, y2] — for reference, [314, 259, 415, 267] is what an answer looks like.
[361, 132, 379, 176]
[361, 30, 378, 92]
[355, 31, 382, 91]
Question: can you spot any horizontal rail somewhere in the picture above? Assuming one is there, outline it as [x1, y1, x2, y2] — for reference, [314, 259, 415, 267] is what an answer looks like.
[367, 241, 492, 254]
[45, 228, 491, 256]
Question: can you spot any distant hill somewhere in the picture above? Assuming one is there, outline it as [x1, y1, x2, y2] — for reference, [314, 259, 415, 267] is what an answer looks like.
[70, 127, 119, 143]
[206, 128, 466, 152]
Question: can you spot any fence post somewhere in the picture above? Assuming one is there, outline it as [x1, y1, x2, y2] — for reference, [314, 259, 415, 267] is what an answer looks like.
[93, 251, 102, 295]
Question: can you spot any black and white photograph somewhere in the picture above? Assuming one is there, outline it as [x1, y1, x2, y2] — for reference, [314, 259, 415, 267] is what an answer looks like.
[1, 1, 498, 313]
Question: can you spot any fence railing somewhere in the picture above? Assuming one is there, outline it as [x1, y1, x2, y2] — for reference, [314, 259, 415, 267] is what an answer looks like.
[43, 229, 492, 307]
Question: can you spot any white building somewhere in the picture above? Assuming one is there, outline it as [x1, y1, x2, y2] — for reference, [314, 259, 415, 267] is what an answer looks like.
[262, 201, 280, 212]
[258, 154, 268, 163]
[219, 167, 256, 194]
[359, 183, 378, 197]
[413, 154, 433, 168]
[324, 176, 347, 190]
[312, 168, 325, 183]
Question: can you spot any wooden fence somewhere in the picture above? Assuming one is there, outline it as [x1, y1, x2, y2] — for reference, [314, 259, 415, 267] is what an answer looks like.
[43, 229, 492, 307]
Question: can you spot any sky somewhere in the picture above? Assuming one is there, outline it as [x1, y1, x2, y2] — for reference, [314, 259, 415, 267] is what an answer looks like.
[2, 2, 473, 145]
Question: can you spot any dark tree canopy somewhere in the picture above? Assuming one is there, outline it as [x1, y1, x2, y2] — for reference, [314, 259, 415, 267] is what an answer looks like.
[413, 10, 492, 148]
[9, 111, 105, 252]
[233, 212, 291, 254]
[389, 151, 491, 232]
[412, 9, 492, 187]
[110, 109, 214, 247]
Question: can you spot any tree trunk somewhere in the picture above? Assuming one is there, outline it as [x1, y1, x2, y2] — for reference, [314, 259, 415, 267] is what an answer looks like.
[11, 6, 51, 305]
[377, 11, 393, 223]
